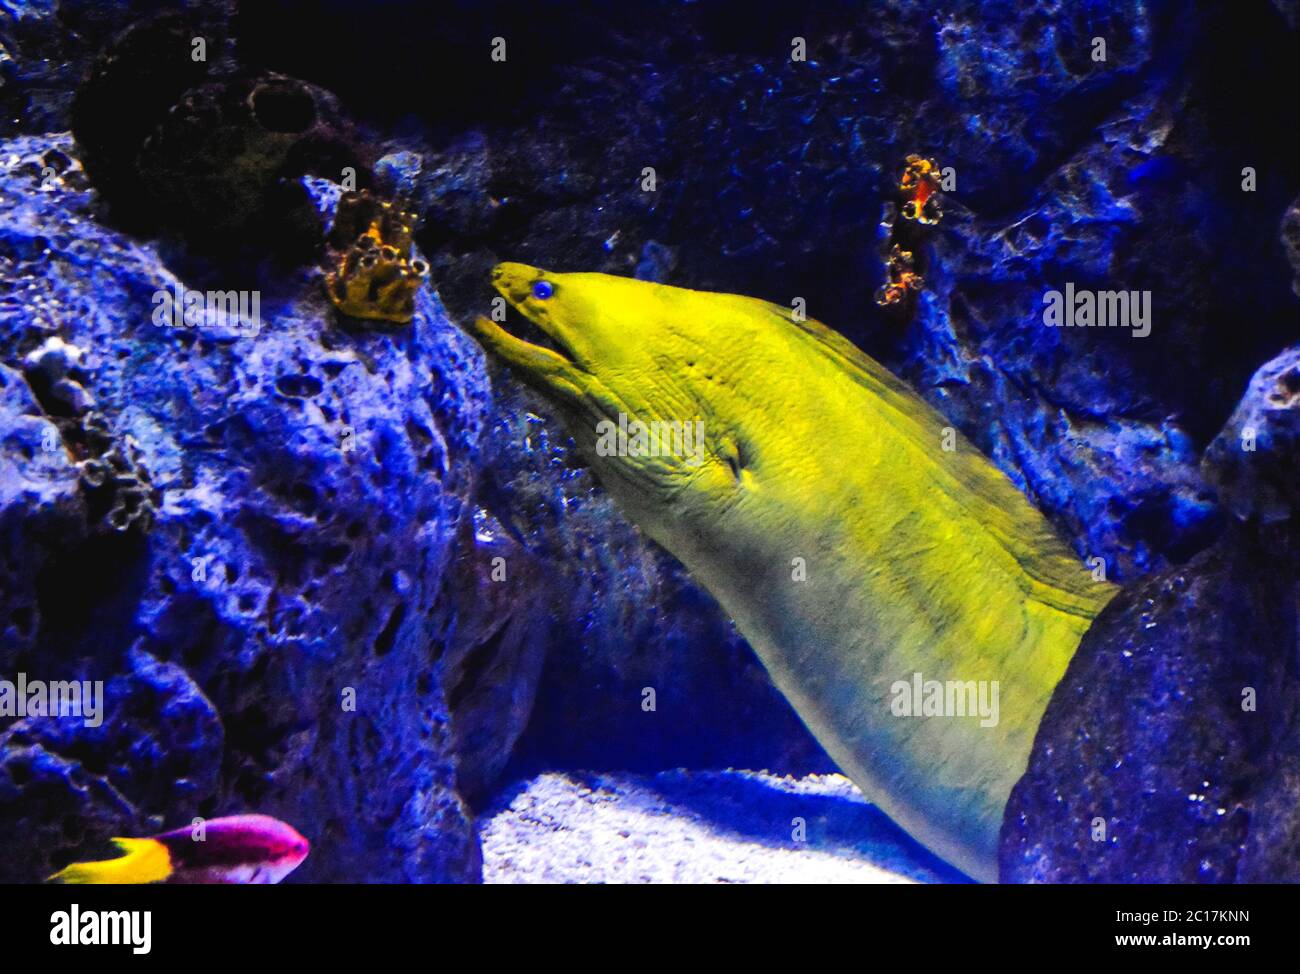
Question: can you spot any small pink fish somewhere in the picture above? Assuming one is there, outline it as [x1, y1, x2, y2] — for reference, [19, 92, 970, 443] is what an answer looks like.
[49, 814, 310, 885]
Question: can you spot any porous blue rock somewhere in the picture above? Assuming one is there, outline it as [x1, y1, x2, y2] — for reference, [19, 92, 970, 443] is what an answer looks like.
[0, 647, 226, 884]
[0, 134, 539, 881]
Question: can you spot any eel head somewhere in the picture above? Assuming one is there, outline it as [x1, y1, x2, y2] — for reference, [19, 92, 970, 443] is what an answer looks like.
[474, 262, 754, 512]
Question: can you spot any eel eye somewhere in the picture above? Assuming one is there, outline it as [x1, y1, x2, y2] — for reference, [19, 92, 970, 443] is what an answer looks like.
[532, 280, 554, 300]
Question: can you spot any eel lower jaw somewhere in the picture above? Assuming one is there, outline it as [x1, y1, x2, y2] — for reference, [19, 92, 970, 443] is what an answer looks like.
[472, 315, 592, 403]
[481, 297, 582, 364]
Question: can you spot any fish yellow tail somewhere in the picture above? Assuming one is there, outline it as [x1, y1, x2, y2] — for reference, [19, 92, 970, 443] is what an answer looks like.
[48, 838, 172, 885]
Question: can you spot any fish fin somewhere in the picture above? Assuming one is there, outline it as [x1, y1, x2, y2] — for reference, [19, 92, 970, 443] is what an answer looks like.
[47, 837, 173, 885]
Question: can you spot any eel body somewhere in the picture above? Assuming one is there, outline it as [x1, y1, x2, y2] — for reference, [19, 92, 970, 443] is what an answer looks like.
[472, 263, 1117, 881]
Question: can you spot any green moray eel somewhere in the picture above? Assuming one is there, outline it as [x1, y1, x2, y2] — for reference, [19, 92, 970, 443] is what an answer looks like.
[471, 263, 1118, 881]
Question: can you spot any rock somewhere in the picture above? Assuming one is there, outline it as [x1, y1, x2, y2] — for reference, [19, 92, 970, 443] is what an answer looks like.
[68, 10, 225, 219]
[1002, 346, 1300, 883]
[434, 513, 553, 806]
[0, 360, 85, 659]
[1000, 538, 1297, 882]
[0, 133, 539, 881]
[69, 10, 367, 256]
[905, 89, 1225, 579]
[2, 2, 234, 137]
[0, 648, 225, 883]
[1202, 345, 1300, 523]
[1281, 194, 1300, 299]
[134, 72, 371, 255]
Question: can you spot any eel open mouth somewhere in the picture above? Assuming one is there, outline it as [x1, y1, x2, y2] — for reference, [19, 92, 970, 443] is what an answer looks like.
[472, 303, 576, 374]
[497, 301, 574, 362]
[472, 263, 586, 389]
[467, 317, 569, 382]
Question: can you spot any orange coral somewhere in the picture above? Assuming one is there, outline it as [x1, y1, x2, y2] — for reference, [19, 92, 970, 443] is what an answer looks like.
[326, 191, 428, 324]
[898, 154, 943, 226]
[875, 155, 946, 312]
[874, 244, 924, 307]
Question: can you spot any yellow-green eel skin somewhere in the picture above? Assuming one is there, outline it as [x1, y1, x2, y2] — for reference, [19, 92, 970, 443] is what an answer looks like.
[471, 263, 1118, 882]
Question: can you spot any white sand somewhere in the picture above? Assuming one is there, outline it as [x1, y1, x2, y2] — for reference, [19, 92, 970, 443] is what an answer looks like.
[481, 769, 968, 884]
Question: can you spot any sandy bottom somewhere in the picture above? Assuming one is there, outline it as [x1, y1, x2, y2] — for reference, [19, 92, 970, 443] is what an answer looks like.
[480, 769, 969, 884]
